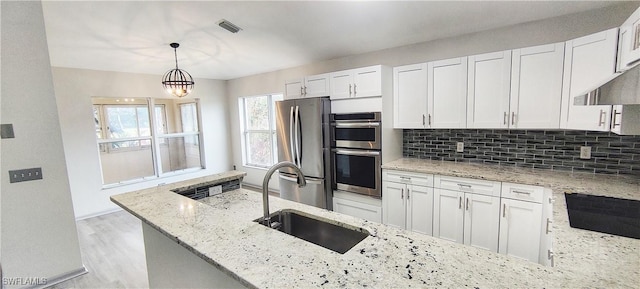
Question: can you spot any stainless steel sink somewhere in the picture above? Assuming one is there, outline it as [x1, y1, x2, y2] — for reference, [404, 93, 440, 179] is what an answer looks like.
[255, 210, 369, 254]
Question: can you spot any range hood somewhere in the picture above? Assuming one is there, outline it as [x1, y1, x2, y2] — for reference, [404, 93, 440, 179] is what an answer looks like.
[574, 64, 640, 106]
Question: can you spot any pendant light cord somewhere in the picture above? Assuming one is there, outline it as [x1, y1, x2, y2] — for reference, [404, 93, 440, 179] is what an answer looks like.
[174, 48, 179, 69]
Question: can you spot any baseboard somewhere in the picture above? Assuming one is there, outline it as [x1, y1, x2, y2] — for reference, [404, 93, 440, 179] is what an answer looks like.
[24, 266, 88, 289]
[75, 207, 123, 221]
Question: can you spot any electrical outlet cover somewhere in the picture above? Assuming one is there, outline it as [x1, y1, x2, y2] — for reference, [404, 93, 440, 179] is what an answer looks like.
[209, 185, 223, 196]
[580, 146, 592, 159]
[456, 142, 464, 153]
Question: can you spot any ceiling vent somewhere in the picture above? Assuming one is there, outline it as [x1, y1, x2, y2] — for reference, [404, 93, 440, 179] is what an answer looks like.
[218, 19, 242, 33]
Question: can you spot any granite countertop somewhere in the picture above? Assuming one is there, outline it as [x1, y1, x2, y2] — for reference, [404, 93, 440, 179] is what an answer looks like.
[112, 166, 639, 288]
[382, 158, 640, 288]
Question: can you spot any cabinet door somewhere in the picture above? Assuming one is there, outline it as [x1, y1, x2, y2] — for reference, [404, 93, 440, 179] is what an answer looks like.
[618, 7, 640, 71]
[428, 57, 468, 128]
[304, 73, 331, 98]
[510, 43, 564, 129]
[467, 51, 512, 128]
[498, 198, 542, 262]
[333, 196, 382, 223]
[284, 78, 304, 100]
[463, 193, 500, 252]
[407, 185, 433, 236]
[382, 182, 406, 229]
[433, 188, 464, 243]
[353, 66, 382, 98]
[561, 29, 617, 131]
[330, 70, 353, 100]
[393, 64, 427, 128]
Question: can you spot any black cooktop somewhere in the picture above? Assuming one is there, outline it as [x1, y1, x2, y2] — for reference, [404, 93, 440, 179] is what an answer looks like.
[565, 193, 640, 239]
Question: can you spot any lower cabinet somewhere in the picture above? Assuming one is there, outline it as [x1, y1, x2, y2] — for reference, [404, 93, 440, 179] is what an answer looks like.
[333, 191, 382, 223]
[382, 170, 434, 235]
[433, 188, 501, 252]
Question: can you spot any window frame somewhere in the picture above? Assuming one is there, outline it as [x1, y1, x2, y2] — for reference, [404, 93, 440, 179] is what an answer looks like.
[239, 94, 282, 169]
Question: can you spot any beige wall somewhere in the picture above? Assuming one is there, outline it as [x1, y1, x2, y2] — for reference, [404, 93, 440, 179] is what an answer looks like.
[227, 2, 638, 188]
[52, 67, 232, 219]
[1, 1, 84, 285]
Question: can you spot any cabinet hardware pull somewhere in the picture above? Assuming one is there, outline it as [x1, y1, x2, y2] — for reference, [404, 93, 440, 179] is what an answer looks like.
[503, 203, 506, 218]
[304, 86, 307, 95]
[407, 189, 410, 200]
[598, 109, 606, 127]
[511, 112, 516, 126]
[466, 198, 469, 211]
[612, 109, 621, 128]
[300, 86, 304, 96]
[428, 114, 432, 126]
[548, 250, 555, 267]
[503, 112, 508, 125]
[457, 184, 471, 188]
[458, 196, 462, 209]
[422, 114, 426, 126]
[399, 176, 411, 180]
[349, 84, 352, 95]
[401, 188, 404, 199]
[512, 190, 531, 195]
[353, 84, 357, 95]
[546, 218, 552, 234]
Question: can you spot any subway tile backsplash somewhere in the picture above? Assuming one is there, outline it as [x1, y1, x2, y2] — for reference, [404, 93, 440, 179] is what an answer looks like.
[403, 129, 640, 176]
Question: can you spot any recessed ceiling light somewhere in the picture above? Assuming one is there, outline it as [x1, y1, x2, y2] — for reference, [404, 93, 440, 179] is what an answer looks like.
[218, 19, 242, 33]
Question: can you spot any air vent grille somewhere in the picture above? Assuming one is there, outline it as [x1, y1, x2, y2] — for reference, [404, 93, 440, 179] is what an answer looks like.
[218, 19, 242, 33]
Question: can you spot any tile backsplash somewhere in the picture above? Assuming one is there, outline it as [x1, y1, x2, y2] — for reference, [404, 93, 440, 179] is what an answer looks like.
[403, 129, 640, 176]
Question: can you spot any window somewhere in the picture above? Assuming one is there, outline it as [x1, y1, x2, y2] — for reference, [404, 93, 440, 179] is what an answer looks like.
[239, 94, 282, 168]
[92, 97, 204, 186]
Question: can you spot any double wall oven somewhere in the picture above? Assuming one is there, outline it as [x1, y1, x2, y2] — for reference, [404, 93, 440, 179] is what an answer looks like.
[330, 112, 382, 198]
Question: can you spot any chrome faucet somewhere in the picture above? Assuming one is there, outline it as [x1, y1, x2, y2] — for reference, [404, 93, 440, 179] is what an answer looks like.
[262, 161, 306, 226]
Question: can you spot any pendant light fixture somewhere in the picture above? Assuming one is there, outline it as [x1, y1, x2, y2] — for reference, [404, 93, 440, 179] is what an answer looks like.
[162, 43, 195, 98]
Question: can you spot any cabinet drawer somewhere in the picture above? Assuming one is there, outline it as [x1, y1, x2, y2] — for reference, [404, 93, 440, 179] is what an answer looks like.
[383, 170, 433, 187]
[501, 182, 544, 204]
[434, 175, 501, 197]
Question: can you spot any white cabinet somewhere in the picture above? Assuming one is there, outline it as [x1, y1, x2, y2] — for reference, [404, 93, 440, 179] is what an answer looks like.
[333, 191, 382, 223]
[382, 170, 434, 235]
[330, 65, 382, 100]
[433, 176, 501, 252]
[284, 73, 331, 99]
[560, 29, 618, 131]
[467, 50, 512, 128]
[393, 63, 428, 128]
[610, 105, 640, 135]
[617, 6, 640, 71]
[498, 183, 546, 263]
[510, 43, 565, 129]
[428, 57, 468, 128]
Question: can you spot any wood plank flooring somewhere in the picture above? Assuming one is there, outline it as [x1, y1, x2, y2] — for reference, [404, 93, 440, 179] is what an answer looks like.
[51, 211, 148, 289]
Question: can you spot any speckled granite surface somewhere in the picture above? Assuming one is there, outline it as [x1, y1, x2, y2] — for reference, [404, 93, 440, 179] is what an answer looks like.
[383, 158, 640, 288]
[111, 167, 639, 288]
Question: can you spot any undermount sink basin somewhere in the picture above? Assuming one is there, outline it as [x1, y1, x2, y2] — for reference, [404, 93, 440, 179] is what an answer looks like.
[255, 210, 370, 254]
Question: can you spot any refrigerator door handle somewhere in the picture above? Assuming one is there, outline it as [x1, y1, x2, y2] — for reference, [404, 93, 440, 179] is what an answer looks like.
[289, 106, 296, 165]
[294, 105, 301, 167]
[279, 174, 323, 185]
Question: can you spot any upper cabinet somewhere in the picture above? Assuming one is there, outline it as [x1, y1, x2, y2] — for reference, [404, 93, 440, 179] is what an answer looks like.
[560, 29, 618, 131]
[509, 43, 564, 129]
[428, 57, 468, 128]
[393, 63, 428, 128]
[617, 6, 640, 71]
[330, 65, 383, 100]
[467, 51, 512, 128]
[284, 73, 331, 100]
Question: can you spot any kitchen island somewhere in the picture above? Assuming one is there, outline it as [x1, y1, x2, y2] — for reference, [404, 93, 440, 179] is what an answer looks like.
[111, 167, 639, 288]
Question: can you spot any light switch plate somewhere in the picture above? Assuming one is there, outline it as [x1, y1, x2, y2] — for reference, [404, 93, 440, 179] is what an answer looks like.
[9, 168, 43, 183]
[580, 146, 591, 159]
[208, 185, 223, 196]
[456, 142, 464, 153]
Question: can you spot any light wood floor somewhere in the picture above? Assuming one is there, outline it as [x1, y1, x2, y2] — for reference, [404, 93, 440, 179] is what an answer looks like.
[51, 211, 149, 289]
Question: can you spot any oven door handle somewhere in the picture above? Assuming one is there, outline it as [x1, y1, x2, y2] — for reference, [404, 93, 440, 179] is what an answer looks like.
[332, 148, 380, 156]
[332, 122, 380, 128]
[279, 174, 323, 185]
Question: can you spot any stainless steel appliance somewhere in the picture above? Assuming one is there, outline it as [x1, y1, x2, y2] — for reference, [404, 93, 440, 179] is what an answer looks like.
[331, 112, 382, 198]
[275, 97, 332, 209]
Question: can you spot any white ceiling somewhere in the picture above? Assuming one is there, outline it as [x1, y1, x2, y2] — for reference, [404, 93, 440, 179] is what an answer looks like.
[42, 1, 622, 80]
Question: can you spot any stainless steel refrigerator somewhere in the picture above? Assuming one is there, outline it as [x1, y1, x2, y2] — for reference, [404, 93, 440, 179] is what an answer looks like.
[275, 97, 332, 209]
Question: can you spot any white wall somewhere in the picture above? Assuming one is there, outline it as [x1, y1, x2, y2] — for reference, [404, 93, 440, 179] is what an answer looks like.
[227, 3, 636, 189]
[1, 0, 84, 285]
[52, 67, 232, 219]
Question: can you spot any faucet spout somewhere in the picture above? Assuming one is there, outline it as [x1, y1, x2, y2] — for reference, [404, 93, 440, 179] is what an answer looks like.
[262, 161, 306, 225]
